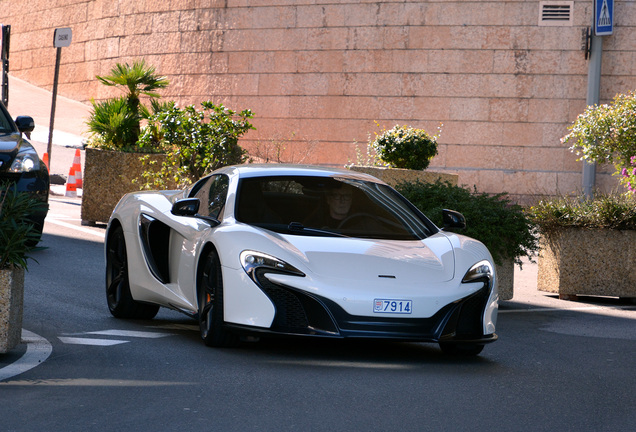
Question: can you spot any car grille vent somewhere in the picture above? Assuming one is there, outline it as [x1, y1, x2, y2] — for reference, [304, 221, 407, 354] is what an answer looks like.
[255, 270, 338, 334]
[442, 286, 490, 338]
[539, 1, 573, 26]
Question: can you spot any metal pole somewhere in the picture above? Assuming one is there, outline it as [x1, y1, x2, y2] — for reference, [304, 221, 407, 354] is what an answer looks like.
[47, 47, 62, 164]
[1, 25, 10, 107]
[583, 28, 604, 199]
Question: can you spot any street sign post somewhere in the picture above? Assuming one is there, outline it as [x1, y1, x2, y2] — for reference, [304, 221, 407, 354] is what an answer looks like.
[595, 0, 614, 36]
[47, 28, 72, 168]
[1, 25, 10, 107]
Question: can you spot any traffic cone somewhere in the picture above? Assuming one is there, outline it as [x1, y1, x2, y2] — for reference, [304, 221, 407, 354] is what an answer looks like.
[43, 152, 49, 170]
[65, 167, 77, 198]
[72, 149, 82, 188]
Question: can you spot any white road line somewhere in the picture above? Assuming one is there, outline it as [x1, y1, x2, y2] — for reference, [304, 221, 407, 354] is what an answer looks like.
[58, 337, 129, 346]
[46, 218, 105, 239]
[0, 330, 52, 382]
[499, 306, 631, 314]
[85, 330, 172, 338]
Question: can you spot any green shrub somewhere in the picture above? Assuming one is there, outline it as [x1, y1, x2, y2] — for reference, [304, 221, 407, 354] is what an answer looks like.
[528, 192, 636, 235]
[86, 97, 140, 152]
[0, 184, 44, 270]
[563, 90, 636, 193]
[396, 180, 539, 266]
[138, 102, 254, 188]
[371, 125, 439, 170]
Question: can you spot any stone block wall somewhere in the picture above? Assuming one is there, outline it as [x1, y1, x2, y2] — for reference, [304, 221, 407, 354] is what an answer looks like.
[1, 0, 634, 200]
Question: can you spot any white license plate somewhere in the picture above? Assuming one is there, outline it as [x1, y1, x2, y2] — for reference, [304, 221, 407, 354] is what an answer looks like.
[373, 299, 412, 314]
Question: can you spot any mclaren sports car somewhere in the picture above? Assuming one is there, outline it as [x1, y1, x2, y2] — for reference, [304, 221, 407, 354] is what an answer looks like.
[105, 165, 498, 355]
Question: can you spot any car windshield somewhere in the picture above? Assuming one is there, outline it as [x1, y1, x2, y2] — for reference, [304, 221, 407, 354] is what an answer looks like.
[235, 175, 436, 240]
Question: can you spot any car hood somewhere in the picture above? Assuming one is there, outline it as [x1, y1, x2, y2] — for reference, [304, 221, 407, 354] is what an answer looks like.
[0, 133, 21, 153]
[278, 233, 456, 283]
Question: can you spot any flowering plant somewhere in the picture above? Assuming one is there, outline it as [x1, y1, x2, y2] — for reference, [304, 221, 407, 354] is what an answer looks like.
[621, 156, 636, 193]
[563, 91, 636, 193]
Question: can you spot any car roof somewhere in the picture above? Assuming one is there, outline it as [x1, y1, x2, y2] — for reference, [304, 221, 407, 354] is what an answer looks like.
[218, 164, 386, 183]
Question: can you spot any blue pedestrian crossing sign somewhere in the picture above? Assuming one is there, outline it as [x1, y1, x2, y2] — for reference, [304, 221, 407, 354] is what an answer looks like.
[595, 0, 614, 36]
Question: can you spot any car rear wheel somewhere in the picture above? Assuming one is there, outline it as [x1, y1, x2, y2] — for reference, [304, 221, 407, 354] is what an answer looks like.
[105, 225, 159, 319]
[439, 343, 485, 356]
[197, 249, 238, 347]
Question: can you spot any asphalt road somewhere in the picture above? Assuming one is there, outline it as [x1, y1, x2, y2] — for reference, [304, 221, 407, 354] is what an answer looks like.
[1, 196, 635, 432]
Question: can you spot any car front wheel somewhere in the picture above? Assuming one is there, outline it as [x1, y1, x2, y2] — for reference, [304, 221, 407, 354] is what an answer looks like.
[197, 248, 238, 347]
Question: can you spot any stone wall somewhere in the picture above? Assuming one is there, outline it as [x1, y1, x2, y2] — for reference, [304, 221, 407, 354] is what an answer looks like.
[1, 0, 633, 199]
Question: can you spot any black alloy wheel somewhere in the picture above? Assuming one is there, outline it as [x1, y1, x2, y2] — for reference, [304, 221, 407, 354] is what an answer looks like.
[105, 225, 159, 319]
[198, 248, 238, 347]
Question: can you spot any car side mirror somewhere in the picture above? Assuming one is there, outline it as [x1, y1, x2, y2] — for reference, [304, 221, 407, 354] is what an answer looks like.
[15, 116, 35, 134]
[172, 198, 200, 216]
[442, 209, 466, 230]
[171, 198, 220, 227]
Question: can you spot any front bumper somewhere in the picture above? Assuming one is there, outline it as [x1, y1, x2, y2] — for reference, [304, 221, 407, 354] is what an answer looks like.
[226, 269, 497, 344]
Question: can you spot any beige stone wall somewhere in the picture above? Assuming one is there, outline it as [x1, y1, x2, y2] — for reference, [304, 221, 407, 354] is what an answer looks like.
[1, 0, 633, 200]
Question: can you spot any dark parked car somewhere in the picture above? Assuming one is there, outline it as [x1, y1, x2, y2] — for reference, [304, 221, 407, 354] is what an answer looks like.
[0, 102, 49, 242]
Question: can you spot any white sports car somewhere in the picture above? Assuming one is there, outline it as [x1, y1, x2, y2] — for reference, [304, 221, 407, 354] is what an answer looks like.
[106, 164, 498, 355]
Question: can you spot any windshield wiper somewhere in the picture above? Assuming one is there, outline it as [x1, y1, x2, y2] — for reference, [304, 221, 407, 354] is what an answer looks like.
[287, 222, 349, 238]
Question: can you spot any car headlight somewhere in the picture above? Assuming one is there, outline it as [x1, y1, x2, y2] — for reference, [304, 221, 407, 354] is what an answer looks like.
[240, 250, 305, 283]
[9, 144, 40, 173]
[462, 260, 493, 284]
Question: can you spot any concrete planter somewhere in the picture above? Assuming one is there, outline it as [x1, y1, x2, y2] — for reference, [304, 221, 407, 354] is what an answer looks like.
[348, 166, 458, 187]
[538, 228, 636, 299]
[81, 148, 169, 225]
[0, 267, 25, 353]
[496, 259, 514, 301]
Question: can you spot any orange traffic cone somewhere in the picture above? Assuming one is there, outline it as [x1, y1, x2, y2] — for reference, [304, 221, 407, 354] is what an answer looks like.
[72, 149, 82, 188]
[43, 152, 49, 170]
[65, 167, 77, 198]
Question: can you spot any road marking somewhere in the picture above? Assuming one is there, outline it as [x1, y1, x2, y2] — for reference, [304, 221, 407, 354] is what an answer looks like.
[86, 329, 172, 338]
[1, 378, 193, 387]
[0, 330, 52, 382]
[58, 329, 175, 346]
[499, 306, 604, 314]
[46, 217, 105, 239]
[58, 337, 129, 346]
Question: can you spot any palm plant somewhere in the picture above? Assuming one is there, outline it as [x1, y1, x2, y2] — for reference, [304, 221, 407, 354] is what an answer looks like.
[94, 59, 169, 145]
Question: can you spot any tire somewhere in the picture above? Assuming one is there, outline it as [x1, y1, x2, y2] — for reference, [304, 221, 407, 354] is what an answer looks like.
[105, 225, 159, 319]
[439, 343, 485, 357]
[197, 248, 238, 347]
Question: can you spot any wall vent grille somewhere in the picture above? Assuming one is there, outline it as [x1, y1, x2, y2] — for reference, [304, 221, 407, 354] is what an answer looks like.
[539, 1, 574, 26]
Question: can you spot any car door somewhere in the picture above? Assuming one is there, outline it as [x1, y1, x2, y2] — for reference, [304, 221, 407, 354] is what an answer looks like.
[163, 174, 231, 312]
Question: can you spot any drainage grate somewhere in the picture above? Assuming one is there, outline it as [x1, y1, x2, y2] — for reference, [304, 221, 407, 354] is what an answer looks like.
[539, 1, 574, 26]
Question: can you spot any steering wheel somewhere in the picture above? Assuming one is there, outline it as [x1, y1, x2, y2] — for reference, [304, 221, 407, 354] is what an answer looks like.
[337, 212, 377, 229]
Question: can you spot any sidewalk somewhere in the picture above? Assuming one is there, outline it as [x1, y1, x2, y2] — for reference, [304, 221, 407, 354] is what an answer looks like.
[7, 75, 90, 195]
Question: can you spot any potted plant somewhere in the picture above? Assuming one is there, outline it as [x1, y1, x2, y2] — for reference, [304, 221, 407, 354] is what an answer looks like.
[348, 124, 458, 186]
[528, 193, 636, 300]
[396, 180, 539, 300]
[529, 90, 636, 300]
[0, 184, 43, 353]
[82, 59, 170, 225]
